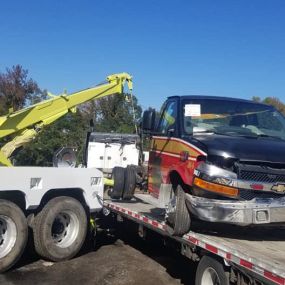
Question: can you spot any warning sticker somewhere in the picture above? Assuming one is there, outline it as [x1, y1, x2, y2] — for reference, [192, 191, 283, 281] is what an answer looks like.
[184, 104, 201, 117]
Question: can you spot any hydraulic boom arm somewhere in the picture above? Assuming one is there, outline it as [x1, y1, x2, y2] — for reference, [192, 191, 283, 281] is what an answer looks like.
[0, 73, 133, 166]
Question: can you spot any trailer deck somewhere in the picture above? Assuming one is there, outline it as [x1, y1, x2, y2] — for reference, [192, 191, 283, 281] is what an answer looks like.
[105, 193, 285, 285]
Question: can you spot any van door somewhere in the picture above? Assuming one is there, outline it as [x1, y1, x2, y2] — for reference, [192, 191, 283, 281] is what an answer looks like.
[148, 100, 178, 198]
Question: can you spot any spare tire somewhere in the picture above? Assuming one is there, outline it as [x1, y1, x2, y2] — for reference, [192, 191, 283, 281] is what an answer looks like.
[109, 167, 125, 199]
[122, 165, 137, 200]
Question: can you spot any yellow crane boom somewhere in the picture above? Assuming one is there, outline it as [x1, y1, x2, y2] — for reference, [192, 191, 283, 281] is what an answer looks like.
[0, 72, 133, 166]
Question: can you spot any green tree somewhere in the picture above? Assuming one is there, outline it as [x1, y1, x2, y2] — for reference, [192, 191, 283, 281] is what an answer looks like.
[14, 112, 88, 166]
[252, 96, 261, 102]
[263, 97, 285, 115]
[252, 96, 285, 115]
[83, 93, 142, 134]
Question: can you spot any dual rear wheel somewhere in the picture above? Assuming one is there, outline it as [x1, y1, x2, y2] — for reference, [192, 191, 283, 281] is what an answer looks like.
[33, 196, 87, 261]
[0, 196, 88, 273]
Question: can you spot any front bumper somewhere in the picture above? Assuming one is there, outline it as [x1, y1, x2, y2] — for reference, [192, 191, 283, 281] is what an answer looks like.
[185, 194, 285, 225]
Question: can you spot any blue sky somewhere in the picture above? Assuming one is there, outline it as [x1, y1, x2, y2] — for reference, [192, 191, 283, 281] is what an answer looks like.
[1, 0, 285, 110]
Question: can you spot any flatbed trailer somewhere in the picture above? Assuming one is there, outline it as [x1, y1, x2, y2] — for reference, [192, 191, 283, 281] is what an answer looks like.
[104, 193, 285, 285]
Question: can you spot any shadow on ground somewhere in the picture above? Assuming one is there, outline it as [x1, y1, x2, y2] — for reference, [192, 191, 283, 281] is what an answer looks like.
[0, 221, 197, 285]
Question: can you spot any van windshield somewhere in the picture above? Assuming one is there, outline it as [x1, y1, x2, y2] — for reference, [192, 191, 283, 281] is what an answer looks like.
[182, 98, 285, 140]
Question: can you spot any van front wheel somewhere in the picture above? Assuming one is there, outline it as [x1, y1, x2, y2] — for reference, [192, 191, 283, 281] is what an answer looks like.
[165, 185, 191, 236]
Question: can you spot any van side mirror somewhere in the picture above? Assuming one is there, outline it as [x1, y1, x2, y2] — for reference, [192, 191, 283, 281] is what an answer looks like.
[142, 109, 156, 132]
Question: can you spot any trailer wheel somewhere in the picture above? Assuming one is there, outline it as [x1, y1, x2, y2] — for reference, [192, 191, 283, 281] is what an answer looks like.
[195, 256, 229, 285]
[122, 165, 136, 200]
[109, 167, 125, 199]
[165, 185, 191, 236]
[33, 196, 87, 261]
[0, 200, 28, 273]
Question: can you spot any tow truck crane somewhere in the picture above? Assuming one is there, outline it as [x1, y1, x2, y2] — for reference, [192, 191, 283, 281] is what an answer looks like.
[0, 73, 132, 272]
[0, 72, 132, 166]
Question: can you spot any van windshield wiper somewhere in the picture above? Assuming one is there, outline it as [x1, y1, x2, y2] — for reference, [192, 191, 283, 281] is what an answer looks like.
[255, 134, 284, 141]
[192, 130, 259, 138]
[193, 130, 215, 133]
[192, 130, 227, 136]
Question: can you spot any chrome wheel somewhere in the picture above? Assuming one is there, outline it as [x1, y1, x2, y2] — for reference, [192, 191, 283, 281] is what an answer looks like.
[0, 215, 17, 259]
[51, 211, 79, 248]
[165, 185, 191, 236]
[166, 195, 176, 221]
[201, 267, 221, 285]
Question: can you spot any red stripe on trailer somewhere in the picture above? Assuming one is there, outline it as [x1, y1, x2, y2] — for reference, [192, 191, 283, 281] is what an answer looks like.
[205, 244, 218, 254]
[264, 271, 285, 285]
[143, 217, 149, 223]
[226, 253, 231, 260]
[187, 235, 198, 245]
[152, 221, 159, 227]
[240, 259, 253, 270]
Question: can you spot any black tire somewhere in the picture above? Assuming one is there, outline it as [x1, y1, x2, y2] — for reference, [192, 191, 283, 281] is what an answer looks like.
[33, 196, 87, 261]
[122, 165, 136, 200]
[109, 167, 125, 199]
[0, 200, 28, 273]
[195, 255, 229, 285]
[165, 185, 191, 236]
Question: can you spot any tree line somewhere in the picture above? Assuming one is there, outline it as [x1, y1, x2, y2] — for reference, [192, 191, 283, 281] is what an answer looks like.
[252, 96, 285, 115]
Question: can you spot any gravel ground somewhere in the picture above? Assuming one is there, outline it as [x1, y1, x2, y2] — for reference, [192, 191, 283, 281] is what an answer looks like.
[0, 228, 197, 285]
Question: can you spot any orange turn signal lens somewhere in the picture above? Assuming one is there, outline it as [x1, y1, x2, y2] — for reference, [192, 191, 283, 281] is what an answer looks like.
[193, 177, 238, 197]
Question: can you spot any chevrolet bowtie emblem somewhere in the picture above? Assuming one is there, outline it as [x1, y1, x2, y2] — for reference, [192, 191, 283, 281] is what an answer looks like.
[271, 183, 285, 193]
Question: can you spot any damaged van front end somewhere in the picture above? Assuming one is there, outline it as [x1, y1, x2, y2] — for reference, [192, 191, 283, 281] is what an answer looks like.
[186, 161, 285, 225]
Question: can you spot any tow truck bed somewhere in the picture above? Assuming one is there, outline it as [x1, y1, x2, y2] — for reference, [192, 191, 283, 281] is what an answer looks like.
[105, 193, 285, 285]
